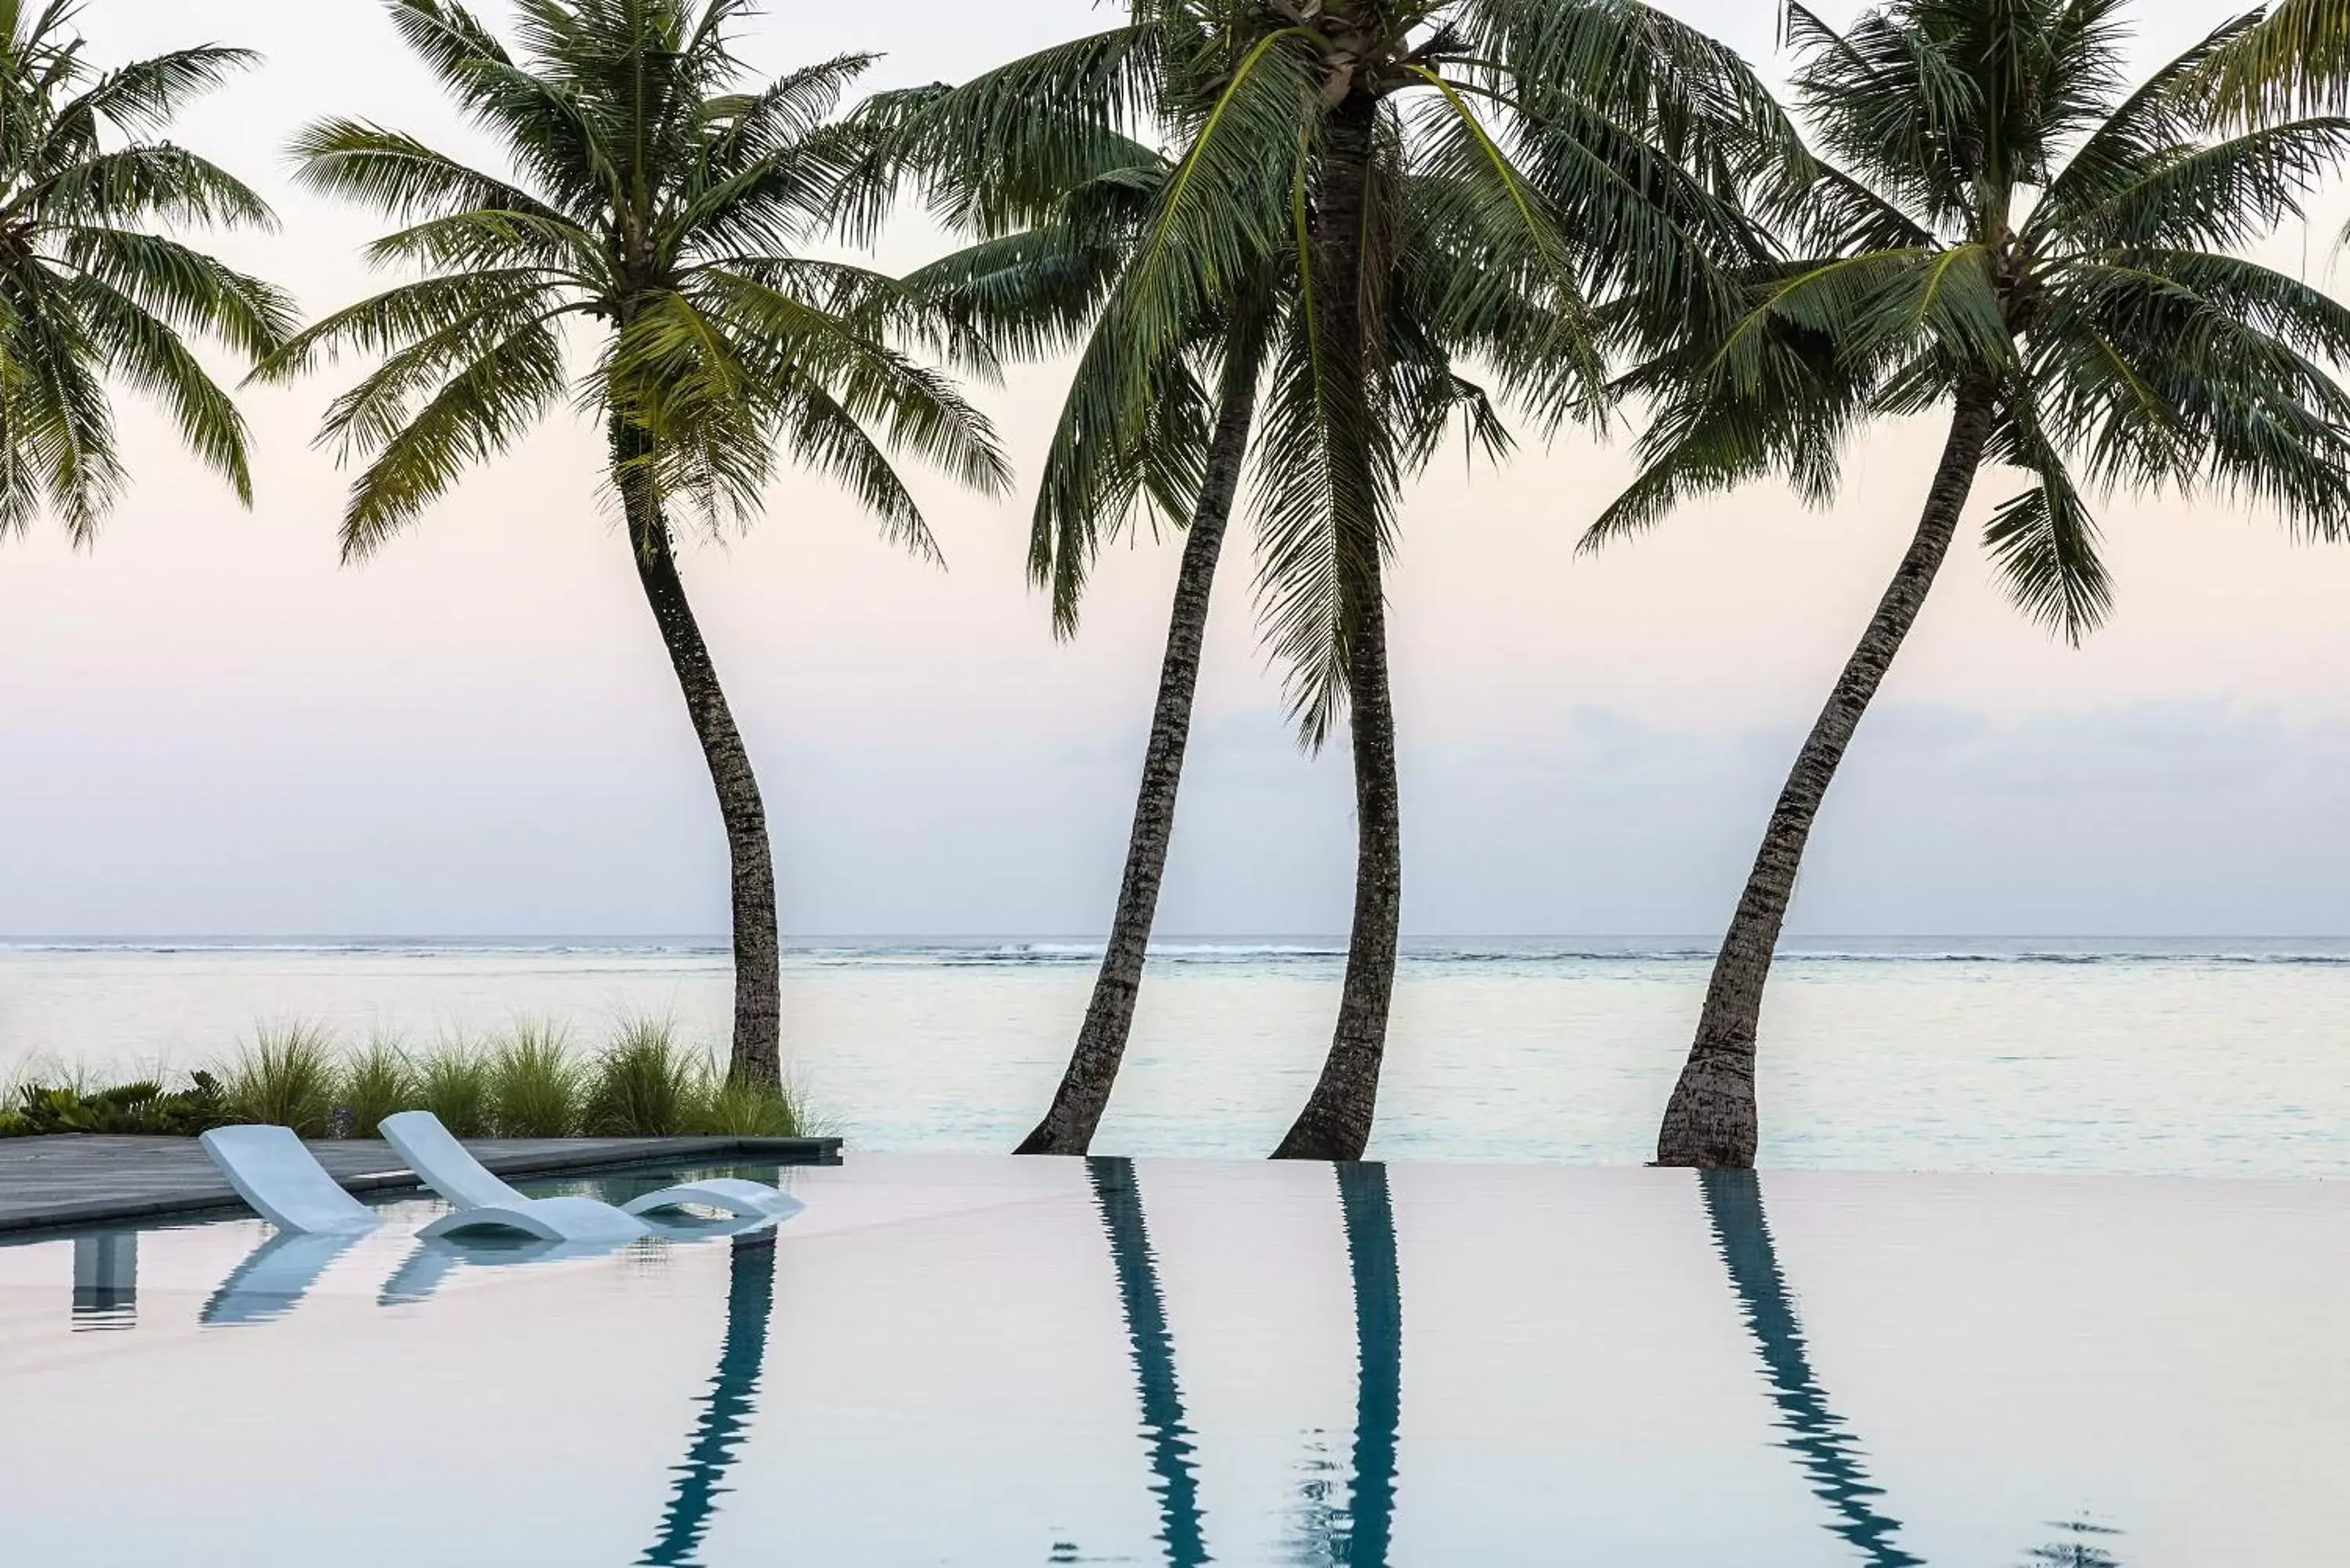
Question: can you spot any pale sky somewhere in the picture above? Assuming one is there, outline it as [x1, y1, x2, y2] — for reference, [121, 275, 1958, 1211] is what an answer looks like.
[4, 0, 2348, 939]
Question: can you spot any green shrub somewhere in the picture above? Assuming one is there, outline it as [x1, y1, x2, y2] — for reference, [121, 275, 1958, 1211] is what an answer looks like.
[341, 1035, 419, 1138]
[692, 1072, 802, 1137]
[583, 1019, 702, 1136]
[487, 1021, 580, 1136]
[224, 1025, 339, 1136]
[417, 1039, 493, 1138]
[8, 1071, 228, 1136]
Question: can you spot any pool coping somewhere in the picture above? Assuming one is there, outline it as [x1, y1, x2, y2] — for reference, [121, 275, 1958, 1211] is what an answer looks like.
[0, 1133, 843, 1237]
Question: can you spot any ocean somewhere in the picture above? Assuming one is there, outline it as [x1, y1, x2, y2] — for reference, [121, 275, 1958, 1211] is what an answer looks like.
[3, 936, 2345, 1177]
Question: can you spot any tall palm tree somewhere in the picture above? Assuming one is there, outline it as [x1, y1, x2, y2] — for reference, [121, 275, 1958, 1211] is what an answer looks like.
[866, 45, 1278, 1155]
[1596, 0, 2350, 1168]
[0, 1, 291, 540]
[1014, 309, 1265, 1156]
[255, 0, 1007, 1087]
[1214, 1, 1610, 1161]
[895, 1, 1770, 1159]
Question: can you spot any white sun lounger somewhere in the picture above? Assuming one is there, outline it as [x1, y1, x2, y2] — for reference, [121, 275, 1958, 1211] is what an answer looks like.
[378, 1109, 802, 1234]
[200, 1125, 382, 1235]
[378, 1111, 652, 1242]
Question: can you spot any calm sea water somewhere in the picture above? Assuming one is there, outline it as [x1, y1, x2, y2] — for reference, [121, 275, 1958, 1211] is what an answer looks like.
[4, 937, 2345, 1176]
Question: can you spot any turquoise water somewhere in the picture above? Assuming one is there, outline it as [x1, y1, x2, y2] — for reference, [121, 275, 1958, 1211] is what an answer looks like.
[4, 938, 2349, 1174]
[2, 1154, 2341, 1565]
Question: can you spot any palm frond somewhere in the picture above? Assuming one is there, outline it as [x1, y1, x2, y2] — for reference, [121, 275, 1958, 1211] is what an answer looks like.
[2046, 117, 2350, 251]
[340, 320, 569, 558]
[68, 272, 255, 501]
[287, 120, 566, 224]
[60, 226, 295, 359]
[2201, 0, 2350, 122]
[1983, 392, 2111, 642]
[0, 12, 283, 538]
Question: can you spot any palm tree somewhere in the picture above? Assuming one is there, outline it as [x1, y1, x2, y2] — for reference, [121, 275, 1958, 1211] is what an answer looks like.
[867, 45, 1280, 1155]
[0, 1, 291, 540]
[1596, 0, 2350, 1168]
[255, 0, 1007, 1087]
[892, 2, 1770, 1159]
[1016, 309, 1267, 1157]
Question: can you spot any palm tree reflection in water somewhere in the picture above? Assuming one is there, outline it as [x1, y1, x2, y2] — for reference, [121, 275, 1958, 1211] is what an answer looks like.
[1710, 1173, 2134, 1568]
[2024, 1519, 2126, 1566]
[1090, 1158, 1210, 1568]
[619, 1166, 2114, 1566]
[1286, 1162, 1404, 1568]
[641, 1232, 778, 1567]
[1090, 1159, 1403, 1568]
[1701, 1169, 1923, 1568]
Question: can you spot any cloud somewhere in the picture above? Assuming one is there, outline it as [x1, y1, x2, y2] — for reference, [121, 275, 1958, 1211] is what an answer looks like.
[1398, 700, 2350, 938]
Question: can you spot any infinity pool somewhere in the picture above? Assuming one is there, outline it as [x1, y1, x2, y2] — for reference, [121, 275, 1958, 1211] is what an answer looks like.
[1, 1155, 2341, 1565]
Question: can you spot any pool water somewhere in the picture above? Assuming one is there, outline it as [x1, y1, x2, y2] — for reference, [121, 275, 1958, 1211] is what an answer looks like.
[1, 1154, 2341, 1565]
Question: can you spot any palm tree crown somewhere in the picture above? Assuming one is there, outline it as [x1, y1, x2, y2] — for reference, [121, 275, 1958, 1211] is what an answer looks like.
[257, 0, 1007, 559]
[258, 0, 1010, 1086]
[1600, 0, 2350, 633]
[0, 0, 291, 540]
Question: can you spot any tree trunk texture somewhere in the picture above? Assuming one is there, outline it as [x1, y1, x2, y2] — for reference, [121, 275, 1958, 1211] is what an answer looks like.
[1276, 92, 1401, 1162]
[1655, 377, 1999, 1168]
[1014, 345, 1263, 1154]
[611, 417, 783, 1088]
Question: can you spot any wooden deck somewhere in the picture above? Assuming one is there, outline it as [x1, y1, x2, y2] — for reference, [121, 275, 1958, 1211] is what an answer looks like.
[0, 1133, 842, 1235]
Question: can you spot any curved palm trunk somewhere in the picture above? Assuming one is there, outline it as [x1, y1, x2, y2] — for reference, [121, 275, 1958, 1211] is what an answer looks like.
[1657, 377, 1998, 1168]
[1277, 91, 1401, 1162]
[1016, 345, 1264, 1156]
[612, 417, 783, 1088]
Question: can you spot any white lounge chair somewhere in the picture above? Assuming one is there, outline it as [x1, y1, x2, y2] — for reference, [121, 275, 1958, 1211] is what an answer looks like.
[378, 1111, 652, 1242]
[200, 1125, 382, 1235]
[378, 1109, 802, 1234]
